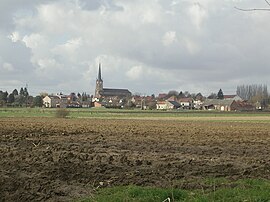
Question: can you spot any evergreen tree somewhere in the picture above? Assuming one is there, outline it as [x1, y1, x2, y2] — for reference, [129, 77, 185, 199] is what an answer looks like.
[0, 91, 8, 103]
[217, 89, 224, 99]
[19, 87, 24, 96]
[178, 91, 185, 98]
[24, 87, 29, 97]
[7, 93, 15, 103]
[12, 89, 18, 96]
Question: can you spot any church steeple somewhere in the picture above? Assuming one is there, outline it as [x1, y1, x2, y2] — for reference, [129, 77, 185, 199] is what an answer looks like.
[97, 63, 102, 81]
[95, 63, 103, 98]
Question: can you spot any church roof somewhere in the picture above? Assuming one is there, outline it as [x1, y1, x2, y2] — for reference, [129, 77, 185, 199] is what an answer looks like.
[101, 88, 131, 96]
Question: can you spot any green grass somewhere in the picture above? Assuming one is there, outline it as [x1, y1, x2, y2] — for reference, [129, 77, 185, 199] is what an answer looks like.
[0, 107, 270, 122]
[79, 178, 270, 202]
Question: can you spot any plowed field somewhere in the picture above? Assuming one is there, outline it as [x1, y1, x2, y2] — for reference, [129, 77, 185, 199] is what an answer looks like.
[1, 117, 270, 201]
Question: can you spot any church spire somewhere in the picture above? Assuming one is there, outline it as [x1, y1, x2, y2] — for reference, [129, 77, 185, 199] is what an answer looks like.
[98, 63, 102, 81]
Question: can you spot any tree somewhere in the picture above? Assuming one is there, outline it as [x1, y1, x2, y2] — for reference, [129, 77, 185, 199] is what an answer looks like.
[82, 92, 88, 101]
[24, 87, 29, 97]
[70, 92, 77, 101]
[40, 92, 48, 98]
[235, 0, 270, 11]
[15, 95, 25, 106]
[19, 87, 24, 96]
[168, 90, 179, 97]
[148, 101, 157, 110]
[12, 89, 18, 96]
[237, 84, 269, 108]
[7, 93, 15, 103]
[33, 96, 43, 107]
[217, 89, 224, 99]
[195, 93, 204, 101]
[184, 91, 191, 98]
[208, 93, 217, 99]
[0, 91, 8, 103]
[178, 91, 186, 98]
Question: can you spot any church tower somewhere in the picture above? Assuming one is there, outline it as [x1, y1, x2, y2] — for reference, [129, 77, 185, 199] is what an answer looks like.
[95, 63, 103, 98]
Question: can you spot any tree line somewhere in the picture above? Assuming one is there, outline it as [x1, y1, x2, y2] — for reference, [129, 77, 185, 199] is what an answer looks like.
[237, 84, 269, 108]
[0, 87, 43, 107]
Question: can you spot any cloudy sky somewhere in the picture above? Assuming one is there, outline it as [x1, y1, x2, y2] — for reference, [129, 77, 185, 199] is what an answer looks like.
[0, 0, 270, 96]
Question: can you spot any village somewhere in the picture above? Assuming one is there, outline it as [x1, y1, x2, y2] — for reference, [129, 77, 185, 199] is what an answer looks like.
[42, 90, 259, 111]
[41, 65, 260, 112]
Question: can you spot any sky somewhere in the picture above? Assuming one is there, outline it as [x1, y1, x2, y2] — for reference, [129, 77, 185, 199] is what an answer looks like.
[0, 0, 270, 96]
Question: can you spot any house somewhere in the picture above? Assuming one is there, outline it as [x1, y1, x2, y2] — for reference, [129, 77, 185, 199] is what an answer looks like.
[202, 99, 237, 111]
[94, 101, 105, 108]
[179, 98, 194, 109]
[167, 95, 178, 101]
[224, 95, 243, 101]
[156, 100, 181, 110]
[43, 95, 60, 108]
[234, 101, 255, 111]
[193, 99, 203, 110]
[158, 93, 168, 100]
[131, 96, 142, 108]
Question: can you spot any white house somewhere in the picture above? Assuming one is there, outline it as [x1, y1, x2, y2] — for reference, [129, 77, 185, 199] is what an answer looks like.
[43, 96, 60, 108]
[179, 98, 194, 109]
[156, 100, 181, 110]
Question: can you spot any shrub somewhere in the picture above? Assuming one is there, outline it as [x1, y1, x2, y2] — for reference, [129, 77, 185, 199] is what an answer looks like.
[55, 108, 70, 118]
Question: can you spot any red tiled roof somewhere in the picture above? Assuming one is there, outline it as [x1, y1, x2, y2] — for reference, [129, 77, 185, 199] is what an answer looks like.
[224, 95, 237, 99]
[179, 98, 193, 102]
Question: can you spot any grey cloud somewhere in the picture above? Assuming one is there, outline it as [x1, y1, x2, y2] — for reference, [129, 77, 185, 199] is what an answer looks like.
[0, 0, 270, 95]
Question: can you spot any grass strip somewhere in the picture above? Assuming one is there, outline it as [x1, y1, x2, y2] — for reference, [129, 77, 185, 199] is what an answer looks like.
[79, 178, 270, 202]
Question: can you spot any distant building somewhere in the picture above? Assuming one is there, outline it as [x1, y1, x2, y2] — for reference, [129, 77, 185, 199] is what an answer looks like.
[43, 95, 60, 108]
[223, 95, 243, 101]
[179, 97, 194, 109]
[202, 99, 237, 111]
[158, 93, 168, 100]
[156, 100, 181, 110]
[95, 64, 132, 100]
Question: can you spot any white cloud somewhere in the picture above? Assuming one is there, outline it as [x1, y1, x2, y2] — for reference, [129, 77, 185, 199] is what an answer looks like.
[22, 33, 47, 49]
[188, 2, 207, 30]
[126, 65, 143, 80]
[162, 31, 177, 46]
[183, 37, 200, 55]
[8, 32, 21, 42]
[2, 62, 14, 71]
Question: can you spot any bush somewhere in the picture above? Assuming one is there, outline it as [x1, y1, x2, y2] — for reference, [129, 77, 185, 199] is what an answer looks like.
[55, 108, 70, 118]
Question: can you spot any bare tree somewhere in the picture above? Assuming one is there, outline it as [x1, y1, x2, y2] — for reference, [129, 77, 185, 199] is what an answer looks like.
[235, 0, 270, 11]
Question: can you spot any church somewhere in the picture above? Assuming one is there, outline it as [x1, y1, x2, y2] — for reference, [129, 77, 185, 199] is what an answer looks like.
[95, 64, 132, 99]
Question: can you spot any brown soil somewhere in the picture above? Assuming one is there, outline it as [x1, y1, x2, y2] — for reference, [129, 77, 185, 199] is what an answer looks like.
[1, 117, 270, 201]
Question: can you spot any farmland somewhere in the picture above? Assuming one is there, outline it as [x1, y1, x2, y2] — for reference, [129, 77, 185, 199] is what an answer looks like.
[1, 109, 270, 201]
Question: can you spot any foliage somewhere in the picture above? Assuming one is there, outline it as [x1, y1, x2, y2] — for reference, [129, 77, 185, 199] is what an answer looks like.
[217, 89, 224, 99]
[7, 93, 15, 103]
[33, 96, 43, 107]
[0, 91, 8, 104]
[55, 108, 70, 118]
[12, 89, 18, 96]
[167, 90, 179, 98]
[148, 101, 157, 110]
[15, 95, 26, 106]
[208, 93, 217, 99]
